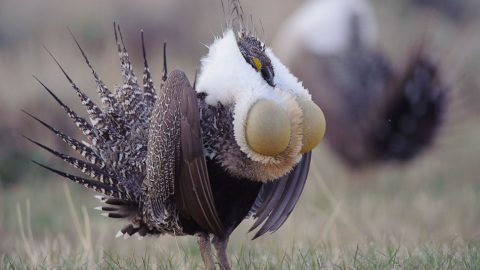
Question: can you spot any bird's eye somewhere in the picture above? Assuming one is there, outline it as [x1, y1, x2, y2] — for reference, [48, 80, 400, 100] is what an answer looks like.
[251, 57, 262, 71]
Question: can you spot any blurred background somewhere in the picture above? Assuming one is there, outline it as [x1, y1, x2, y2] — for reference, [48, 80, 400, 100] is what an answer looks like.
[1, 0, 480, 268]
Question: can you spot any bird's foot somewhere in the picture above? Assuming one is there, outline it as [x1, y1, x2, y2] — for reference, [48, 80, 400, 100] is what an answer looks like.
[212, 235, 231, 270]
[197, 233, 215, 270]
[196, 232, 215, 270]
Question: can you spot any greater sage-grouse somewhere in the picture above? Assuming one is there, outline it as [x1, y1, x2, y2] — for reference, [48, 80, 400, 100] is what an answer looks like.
[25, 2, 326, 269]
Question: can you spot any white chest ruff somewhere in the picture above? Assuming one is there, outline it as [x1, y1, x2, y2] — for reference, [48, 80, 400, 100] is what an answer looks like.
[196, 30, 314, 181]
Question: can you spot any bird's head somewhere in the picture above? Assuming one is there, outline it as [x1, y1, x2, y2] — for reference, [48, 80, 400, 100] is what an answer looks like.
[196, 30, 326, 181]
[237, 32, 275, 87]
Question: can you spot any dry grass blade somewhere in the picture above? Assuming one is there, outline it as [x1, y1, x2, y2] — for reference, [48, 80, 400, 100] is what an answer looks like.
[16, 202, 36, 264]
[62, 183, 94, 266]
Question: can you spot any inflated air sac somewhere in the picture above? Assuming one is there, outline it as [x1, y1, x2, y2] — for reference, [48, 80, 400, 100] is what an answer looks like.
[298, 98, 326, 153]
[246, 100, 291, 156]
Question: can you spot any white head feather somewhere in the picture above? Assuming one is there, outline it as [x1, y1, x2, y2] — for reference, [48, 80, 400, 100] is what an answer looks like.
[196, 30, 311, 105]
[274, 0, 378, 59]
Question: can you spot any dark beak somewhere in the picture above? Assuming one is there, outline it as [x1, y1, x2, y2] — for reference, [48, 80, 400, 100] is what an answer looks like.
[263, 67, 275, 87]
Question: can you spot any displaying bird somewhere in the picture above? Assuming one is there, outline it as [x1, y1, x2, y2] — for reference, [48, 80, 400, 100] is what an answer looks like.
[24, 1, 326, 269]
[274, 0, 447, 168]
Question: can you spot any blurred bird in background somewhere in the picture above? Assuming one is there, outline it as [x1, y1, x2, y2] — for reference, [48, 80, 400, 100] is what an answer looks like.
[274, 0, 448, 168]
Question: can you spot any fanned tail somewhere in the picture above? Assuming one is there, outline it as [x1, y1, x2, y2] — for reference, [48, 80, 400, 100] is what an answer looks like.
[22, 110, 105, 168]
[140, 30, 157, 110]
[24, 136, 117, 186]
[68, 28, 117, 112]
[113, 23, 147, 124]
[32, 161, 130, 200]
[370, 53, 448, 161]
[43, 47, 116, 143]
[27, 26, 161, 207]
[32, 76, 99, 144]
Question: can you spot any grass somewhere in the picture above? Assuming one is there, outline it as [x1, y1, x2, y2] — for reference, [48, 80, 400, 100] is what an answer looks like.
[3, 240, 480, 269]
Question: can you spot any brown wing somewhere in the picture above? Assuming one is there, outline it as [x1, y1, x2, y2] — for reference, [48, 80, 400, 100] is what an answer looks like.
[175, 71, 224, 236]
[143, 70, 223, 236]
[248, 152, 312, 239]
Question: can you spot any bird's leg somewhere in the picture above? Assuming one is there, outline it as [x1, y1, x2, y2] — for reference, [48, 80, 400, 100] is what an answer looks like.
[212, 235, 231, 270]
[196, 232, 215, 270]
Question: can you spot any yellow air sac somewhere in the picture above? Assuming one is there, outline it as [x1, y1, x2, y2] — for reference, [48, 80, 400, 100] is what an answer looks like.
[246, 100, 291, 156]
[298, 99, 326, 153]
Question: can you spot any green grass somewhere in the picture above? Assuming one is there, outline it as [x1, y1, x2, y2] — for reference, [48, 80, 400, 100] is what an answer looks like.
[3, 241, 480, 269]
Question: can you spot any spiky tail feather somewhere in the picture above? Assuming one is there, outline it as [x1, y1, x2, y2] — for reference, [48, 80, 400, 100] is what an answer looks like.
[32, 160, 127, 198]
[27, 75, 134, 201]
[370, 53, 448, 161]
[26, 24, 160, 205]
[22, 110, 105, 169]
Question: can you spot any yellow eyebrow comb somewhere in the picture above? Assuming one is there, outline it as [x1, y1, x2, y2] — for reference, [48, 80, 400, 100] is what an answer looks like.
[252, 57, 262, 71]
